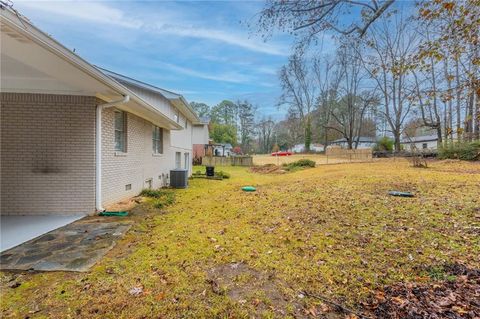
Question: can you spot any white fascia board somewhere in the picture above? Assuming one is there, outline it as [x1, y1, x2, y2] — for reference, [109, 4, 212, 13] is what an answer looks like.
[1, 7, 182, 130]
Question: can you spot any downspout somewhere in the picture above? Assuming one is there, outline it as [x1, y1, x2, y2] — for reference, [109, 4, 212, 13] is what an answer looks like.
[96, 95, 130, 212]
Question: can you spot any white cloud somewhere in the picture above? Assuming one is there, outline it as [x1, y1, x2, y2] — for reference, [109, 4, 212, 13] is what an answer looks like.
[150, 24, 287, 56]
[256, 66, 278, 75]
[15, 0, 142, 28]
[15, 0, 288, 56]
[156, 62, 253, 84]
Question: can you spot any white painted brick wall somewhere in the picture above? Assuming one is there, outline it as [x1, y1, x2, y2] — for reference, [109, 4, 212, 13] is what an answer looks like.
[101, 107, 192, 207]
[0, 93, 96, 215]
[0, 93, 193, 214]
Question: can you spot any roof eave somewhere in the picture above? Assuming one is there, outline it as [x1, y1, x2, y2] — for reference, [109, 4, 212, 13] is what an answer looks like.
[1, 7, 181, 130]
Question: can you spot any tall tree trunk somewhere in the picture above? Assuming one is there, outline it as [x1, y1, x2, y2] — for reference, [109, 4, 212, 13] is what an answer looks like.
[394, 130, 401, 151]
[474, 83, 480, 140]
[304, 116, 312, 152]
[444, 59, 453, 143]
[455, 58, 462, 141]
[466, 87, 474, 141]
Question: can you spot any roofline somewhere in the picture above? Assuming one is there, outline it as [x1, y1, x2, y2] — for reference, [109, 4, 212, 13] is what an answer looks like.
[401, 139, 438, 143]
[0, 5, 182, 130]
[331, 138, 377, 143]
[96, 66, 202, 124]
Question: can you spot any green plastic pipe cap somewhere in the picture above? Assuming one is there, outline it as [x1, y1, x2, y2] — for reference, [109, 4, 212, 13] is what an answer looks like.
[242, 186, 256, 192]
[99, 211, 129, 217]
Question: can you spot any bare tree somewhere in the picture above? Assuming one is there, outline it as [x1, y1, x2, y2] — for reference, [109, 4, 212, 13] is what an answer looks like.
[256, 0, 395, 50]
[360, 14, 417, 151]
[278, 53, 317, 151]
[326, 41, 378, 149]
[312, 55, 341, 147]
[257, 117, 276, 153]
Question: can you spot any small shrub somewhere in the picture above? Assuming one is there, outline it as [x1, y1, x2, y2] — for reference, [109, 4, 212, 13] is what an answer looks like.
[283, 159, 316, 171]
[140, 188, 176, 209]
[439, 141, 480, 161]
[374, 137, 394, 151]
[215, 171, 230, 179]
[140, 188, 163, 198]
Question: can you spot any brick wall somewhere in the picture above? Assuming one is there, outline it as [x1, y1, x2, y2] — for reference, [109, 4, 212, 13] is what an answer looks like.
[101, 107, 189, 207]
[0, 93, 96, 215]
[0, 93, 193, 214]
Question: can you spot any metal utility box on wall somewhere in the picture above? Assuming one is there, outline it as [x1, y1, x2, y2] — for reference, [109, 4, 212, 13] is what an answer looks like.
[170, 169, 188, 188]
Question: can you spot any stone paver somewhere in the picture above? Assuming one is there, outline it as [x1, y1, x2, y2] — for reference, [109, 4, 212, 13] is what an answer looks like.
[0, 218, 131, 272]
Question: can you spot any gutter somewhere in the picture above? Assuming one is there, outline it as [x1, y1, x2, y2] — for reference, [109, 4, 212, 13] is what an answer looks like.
[96, 95, 130, 212]
[1, 8, 181, 130]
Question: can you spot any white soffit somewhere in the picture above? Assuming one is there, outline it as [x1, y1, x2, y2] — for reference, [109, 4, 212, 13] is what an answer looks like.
[1, 26, 109, 96]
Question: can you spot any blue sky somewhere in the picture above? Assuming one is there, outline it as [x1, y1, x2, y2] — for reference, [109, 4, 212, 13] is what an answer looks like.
[14, 0, 301, 119]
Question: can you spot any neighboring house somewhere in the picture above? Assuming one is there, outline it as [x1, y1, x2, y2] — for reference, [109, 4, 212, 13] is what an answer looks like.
[291, 144, 305, 153]
[311, 143, 325, 152]
[213, 143, 233, 156]
[401, 135, 438, 152]
[0, 7, 202, 218]
[330, 137, 377, 149]
[290, 143, 324, 153]
[192, 117, 211, 161]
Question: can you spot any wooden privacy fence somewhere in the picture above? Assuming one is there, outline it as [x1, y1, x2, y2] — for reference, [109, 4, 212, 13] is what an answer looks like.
[202, 156, 253, 167]
[325, 147, 373, 161]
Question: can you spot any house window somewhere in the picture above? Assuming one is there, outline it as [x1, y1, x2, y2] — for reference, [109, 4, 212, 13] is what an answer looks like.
[152, 126, 163, 154]
[175, 152, 181, 169]
[114, 111, 127, 152]
[185, 118, 188, 129]
[145, 178, 153, 189]
[422, 143, 428, 149]
[184, 153, 189, 170]
[174, 110, 179, 123]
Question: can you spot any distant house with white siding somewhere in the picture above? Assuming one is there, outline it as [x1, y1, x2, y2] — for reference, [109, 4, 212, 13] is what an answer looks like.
[330, 137, 377, 149]
[213, 143, 233, 156]
[290, 143, 324, 153]
[401, 135, 438, 151]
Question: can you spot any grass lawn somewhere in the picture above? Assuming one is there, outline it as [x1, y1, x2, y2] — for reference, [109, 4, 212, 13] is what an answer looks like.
[1, 159, 479, 318]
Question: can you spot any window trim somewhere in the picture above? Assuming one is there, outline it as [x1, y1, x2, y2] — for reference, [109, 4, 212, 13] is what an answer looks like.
[175, 152, 181, 169]
[184, 152, 189, 170]
[114, 110, 127, 153]
[152, 125, 163, 155]
[173, 110, 179, 123]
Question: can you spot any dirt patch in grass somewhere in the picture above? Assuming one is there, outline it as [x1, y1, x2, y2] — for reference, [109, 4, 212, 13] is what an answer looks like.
[104, 197, 142, 212]
[364, 264, 480, 318]
[250, 164, 287, 174]
[206, 262, 347, 318]
[206, 262, 301, 317]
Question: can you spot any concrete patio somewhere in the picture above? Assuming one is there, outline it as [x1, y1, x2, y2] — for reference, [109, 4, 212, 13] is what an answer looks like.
[1, 215, 84, 252]
[0, 217, 131, 272]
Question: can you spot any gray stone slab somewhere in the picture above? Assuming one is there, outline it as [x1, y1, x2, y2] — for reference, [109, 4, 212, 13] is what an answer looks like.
[0, 219, 131, 272]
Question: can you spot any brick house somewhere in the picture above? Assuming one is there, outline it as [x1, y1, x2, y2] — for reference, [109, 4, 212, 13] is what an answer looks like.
[0, 6, 202, 219]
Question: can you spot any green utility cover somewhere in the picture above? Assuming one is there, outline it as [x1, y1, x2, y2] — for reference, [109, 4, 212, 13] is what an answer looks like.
[242, 186, 256, 192]
[99, 211, 129, 217]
